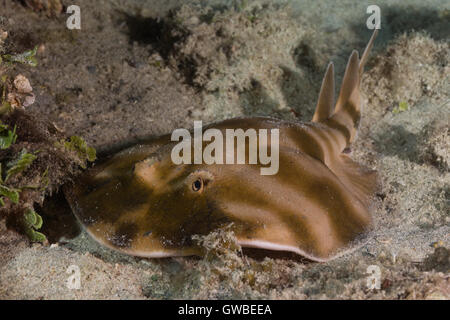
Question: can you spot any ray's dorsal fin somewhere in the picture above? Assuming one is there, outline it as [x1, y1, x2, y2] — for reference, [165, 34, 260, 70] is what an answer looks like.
[359, 29, 378, 76]
[334, 50, 360, 115]
[312, 30, 378, 124]
[312, 62, 335, 123]
[335, 30, 378, 115]
[322, 30, 378, 150]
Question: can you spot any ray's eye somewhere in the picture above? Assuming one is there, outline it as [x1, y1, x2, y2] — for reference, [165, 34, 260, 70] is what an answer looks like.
[192, 178, 203, 192]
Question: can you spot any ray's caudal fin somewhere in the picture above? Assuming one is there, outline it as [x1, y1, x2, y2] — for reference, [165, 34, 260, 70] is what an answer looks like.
[313, 30, 378, 151]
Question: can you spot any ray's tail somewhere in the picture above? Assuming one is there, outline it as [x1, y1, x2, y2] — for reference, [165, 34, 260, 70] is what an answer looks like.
[312, 30, 378, 151]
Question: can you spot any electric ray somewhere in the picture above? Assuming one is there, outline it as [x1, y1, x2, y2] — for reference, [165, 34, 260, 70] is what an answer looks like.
[64, 31, 379, 262]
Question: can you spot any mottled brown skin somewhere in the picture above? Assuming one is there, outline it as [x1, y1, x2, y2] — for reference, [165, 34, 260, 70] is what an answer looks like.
[65, 31, 378, 262]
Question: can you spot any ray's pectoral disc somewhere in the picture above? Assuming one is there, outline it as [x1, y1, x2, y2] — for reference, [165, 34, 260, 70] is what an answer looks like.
[65, 150, 231, 258]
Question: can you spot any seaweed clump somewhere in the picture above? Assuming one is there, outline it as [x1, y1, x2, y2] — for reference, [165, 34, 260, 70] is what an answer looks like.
[146, 224, 305, 299]
[0, 110, 96, 242]
[0, 27, 95, 242]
